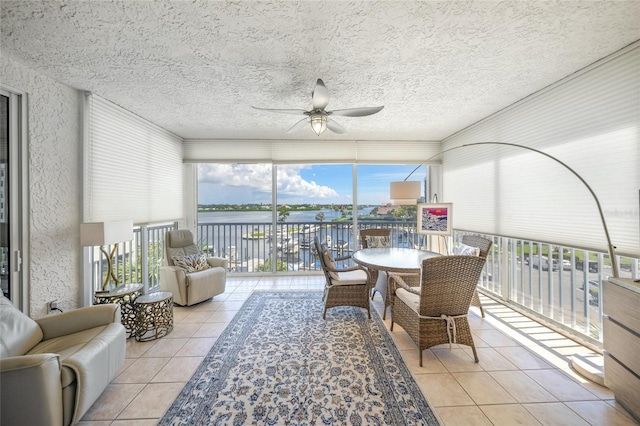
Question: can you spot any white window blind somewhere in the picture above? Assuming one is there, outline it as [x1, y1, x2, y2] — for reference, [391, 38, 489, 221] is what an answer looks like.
[84, 93, 184, 224]
[442, 43, 640, 258]
[183, 139, 441, 164]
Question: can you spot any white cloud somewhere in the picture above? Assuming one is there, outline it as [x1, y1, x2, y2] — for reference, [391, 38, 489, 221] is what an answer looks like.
[198, 164, 338, 199]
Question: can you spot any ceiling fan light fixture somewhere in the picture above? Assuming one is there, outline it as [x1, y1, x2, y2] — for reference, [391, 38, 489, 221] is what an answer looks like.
[310, 113, 327, 136]
[253, 79, 384, 135]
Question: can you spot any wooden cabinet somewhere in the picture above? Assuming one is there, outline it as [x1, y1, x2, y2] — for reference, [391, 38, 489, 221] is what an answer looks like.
[603, 277, 640, 422]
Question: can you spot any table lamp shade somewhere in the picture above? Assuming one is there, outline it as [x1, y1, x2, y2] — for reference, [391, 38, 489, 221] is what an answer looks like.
[80, 221, 133, 246]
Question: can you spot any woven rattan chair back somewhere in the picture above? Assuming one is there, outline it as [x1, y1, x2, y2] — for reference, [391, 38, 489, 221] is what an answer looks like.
[314, 236, 371, 319]
[390, 255, 486, 366]
[359, 228, 392, 319]
[460, 235, 493, 317]
[418, 255, 486, 317]
[461, 235, 492, 258]
[314, 236, 330, 284]
[360, 228, 391, 248]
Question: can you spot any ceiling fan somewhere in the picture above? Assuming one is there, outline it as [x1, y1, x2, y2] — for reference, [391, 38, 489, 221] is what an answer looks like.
[253, 79, 384, 136]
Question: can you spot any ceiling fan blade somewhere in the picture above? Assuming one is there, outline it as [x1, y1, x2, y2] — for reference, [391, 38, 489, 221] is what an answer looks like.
[286, 117, 309, 133]
[312, 79, 330, 110]
[252, 106, 308, 115]
[327, 119, 347, 134]
[329, 106, 384, 117]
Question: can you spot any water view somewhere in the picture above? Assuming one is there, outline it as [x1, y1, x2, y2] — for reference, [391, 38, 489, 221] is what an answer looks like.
[196, 209, 420, 272]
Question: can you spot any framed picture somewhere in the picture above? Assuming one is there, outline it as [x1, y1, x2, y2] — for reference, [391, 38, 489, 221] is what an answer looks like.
[417, 203, 452, 236]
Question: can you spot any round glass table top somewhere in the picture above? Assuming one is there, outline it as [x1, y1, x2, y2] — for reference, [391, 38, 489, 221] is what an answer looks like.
[135, 291, 173, 304]
[95, 283, 143, 298]
[352, 247, 440, 272]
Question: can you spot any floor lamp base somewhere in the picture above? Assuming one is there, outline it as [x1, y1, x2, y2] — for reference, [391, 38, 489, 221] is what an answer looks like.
[569, 353, 606, 387]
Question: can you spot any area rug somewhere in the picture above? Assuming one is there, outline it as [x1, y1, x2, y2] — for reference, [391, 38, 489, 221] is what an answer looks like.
[160, 291, 439, 425]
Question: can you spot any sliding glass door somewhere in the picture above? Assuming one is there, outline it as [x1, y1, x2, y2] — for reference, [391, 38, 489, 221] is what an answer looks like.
[0, 87, 27, 307]
[196, 162, 427, 273]
[0, 94, 8, 298]
[197, 163, 274, 272]
[274, 163, 352, 272]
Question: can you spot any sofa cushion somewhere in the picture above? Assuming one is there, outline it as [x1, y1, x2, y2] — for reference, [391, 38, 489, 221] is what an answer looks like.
[330, 269, 368, 285]
[168, 229, 197, 248]
[172, 253, 211, 272]
[27, 325, 109, 387]
[396, 287, 420, 313]
[0, 295, 43, 358]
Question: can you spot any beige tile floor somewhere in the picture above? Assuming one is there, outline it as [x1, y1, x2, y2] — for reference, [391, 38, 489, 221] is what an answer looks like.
[79, 276, 639, 426]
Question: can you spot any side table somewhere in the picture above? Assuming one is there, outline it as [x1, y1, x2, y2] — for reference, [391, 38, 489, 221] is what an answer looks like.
[134, 291, 174, 342]
[94, 284, 143, 338]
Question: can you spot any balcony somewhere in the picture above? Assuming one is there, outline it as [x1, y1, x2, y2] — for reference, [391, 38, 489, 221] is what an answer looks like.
[88, 220, 640, 348]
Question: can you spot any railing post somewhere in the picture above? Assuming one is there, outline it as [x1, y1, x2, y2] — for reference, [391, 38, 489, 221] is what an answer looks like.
[500, 236, 509, 300]
[140, 224, 149, 293]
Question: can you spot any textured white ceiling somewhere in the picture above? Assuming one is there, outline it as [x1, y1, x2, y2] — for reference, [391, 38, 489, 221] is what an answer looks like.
[2, 1, 639, 141]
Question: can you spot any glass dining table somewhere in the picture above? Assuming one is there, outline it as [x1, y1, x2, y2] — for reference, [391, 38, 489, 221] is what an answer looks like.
[352, 247, 441, 274]
[352, 247, 441, 319]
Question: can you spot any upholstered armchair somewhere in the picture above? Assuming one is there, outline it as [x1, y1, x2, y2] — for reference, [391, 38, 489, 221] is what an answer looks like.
[0, 296, 125, 426]
[160, 229, 227, 306]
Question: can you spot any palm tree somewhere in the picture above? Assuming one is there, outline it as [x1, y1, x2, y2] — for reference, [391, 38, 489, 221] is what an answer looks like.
[277, 205, 290, 222]
[315, 212, 325, 222]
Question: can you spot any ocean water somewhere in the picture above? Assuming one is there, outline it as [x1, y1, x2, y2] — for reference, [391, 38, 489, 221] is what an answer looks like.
[198, 208, 372, 223]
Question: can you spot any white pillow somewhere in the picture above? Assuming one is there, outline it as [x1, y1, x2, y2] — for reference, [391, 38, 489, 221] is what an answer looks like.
[366, 235, 392, 248]
[453, 243, 480, 256]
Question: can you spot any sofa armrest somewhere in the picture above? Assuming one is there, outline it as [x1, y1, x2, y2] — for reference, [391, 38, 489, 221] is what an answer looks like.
[160, 265, 188, 305]
[207, 256, 228, 269]
[1, 354, 64, 426]
[36, 304, 121, 341]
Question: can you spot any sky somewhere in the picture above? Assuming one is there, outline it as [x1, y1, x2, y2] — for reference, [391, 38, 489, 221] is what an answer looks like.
[197, 164, 425, 205]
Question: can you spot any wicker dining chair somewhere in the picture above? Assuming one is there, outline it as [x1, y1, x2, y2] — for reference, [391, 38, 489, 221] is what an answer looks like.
[460, 235, 493, 318]
[314, 236, 371, 319]
[360, 228, 393, 316]
[390, 255, 487, 366]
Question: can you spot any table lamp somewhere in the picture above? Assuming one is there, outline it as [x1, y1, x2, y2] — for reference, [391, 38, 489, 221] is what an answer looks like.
[81, 220, 133, 292]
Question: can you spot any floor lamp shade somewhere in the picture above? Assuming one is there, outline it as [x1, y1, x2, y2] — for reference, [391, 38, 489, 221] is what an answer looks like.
[390, 181, 421, 205]
[80, 221, 133, 246]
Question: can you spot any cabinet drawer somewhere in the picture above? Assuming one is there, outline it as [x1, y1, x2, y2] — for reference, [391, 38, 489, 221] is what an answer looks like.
[604, 353, 640, 422]
[603, 279, 640, 333]
[603, 317, 640, 375]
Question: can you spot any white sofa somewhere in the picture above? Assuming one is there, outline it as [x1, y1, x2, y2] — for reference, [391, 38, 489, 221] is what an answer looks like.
[0, 296, 126, 426]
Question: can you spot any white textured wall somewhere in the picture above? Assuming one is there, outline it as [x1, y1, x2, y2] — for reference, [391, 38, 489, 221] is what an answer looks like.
[1, 54, 82, 318]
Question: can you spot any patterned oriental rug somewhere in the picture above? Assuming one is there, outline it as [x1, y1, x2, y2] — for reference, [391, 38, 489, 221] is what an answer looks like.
[160, 291, 439, 425]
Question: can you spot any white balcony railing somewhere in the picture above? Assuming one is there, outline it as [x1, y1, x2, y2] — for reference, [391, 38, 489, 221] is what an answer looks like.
[88, 221, 639, 345]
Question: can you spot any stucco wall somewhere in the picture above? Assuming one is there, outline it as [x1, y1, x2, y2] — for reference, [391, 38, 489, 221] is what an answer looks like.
[1, 54, 82, 318]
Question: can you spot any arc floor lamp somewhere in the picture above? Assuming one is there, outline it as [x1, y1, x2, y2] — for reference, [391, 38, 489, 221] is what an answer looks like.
[390, 141, 619, 278]
[390, 140, 626, 386]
